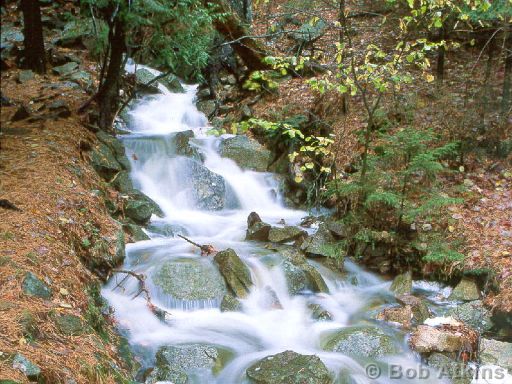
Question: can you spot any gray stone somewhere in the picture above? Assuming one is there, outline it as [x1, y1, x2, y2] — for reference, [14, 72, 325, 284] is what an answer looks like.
[390, 271, 413, 295]
[396, 294, 431, 324]
[219, 135, 272, 172]
[124, 199, 154, 224]
[268, 226, 306, 243]
[182, 159, 226, 211]
[246, 221, 271, 241]
[309, 304, 332, 321]
[135, 68, 184, 94]
[323, 326, 399, 357]
[96, 131, 131, 171]
[426, 353, 472, 384]
[214, 249, 253, 298]
[246, 350, 332, 384]
[480, 338, 512, 370]
[52, 62, 79, 76]
[448, 278, 481, 301]
[172, 130, 201, 160]
[291, 19, 327, 45]
[17, 70, 34, 83]
[147, 344, 221, 384]
[278, 248, 328, 295]
[123, 223, 150, 242]
[110, 171, 134, 194]
[12, 354, 40, 381]
[446, 300, 493, 332]
[300, 224, 338, 258]
[56, 20, 95, 47]
[22, 272, 52, 299]
[376, 305, 413, 328]
[153, 259, 227, 301]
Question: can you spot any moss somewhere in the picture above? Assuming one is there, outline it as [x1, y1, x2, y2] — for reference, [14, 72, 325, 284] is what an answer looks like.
[85, 283, 109, 341]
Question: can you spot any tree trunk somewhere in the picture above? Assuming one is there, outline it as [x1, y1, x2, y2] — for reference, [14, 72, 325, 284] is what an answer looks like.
[20, 0, 46, 73]
[502, 27, 512, 116]
[212, 0, 269, 71]
[97, 19, 126, 130]
[338, 0, 346, 44]
[436, 26, 445, 85]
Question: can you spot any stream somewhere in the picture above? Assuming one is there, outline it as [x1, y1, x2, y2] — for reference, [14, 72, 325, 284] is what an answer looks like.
[102, 80, 452, 383]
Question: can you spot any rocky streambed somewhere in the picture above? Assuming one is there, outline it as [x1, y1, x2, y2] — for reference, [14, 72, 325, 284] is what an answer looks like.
[91, 69, 512, 384]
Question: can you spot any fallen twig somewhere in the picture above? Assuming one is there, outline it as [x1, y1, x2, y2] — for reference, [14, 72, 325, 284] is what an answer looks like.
[177, 234, 217, 256]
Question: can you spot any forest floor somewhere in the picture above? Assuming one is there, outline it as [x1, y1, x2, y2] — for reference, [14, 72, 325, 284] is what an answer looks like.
[0, 49, 131, 384]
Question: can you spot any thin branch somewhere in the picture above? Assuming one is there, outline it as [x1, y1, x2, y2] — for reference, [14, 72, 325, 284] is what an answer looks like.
[177, 234, 217, 256]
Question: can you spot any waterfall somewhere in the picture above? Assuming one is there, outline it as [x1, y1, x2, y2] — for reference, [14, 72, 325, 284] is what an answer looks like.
[102, 75, 445, 384]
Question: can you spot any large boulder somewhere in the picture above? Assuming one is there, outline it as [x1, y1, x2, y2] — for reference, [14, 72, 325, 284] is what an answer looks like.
[268, 226, 306, 243]
[246, 350, 332, 384]
[124, 192, 164, 224]
[135, 68, 184, 94]
[172, 130, 202, 160]
[214, 249, 253, 298]
[96, 131, 131, 171]
[300, 224, 337, 258]
[153, 259, 227, 301]
[390, 271, 413, 296]
[183, 159, 227, 210]
[146, 344, 222, 384]
[322, 326, 400, 358]
[409, 323, 478, 354]
[448, 278, 481, 301]
[446, 300, 493, 332]
[219, 135, 272, 172]
[22, 272, 52, 299]
[291, 19, 328, 46]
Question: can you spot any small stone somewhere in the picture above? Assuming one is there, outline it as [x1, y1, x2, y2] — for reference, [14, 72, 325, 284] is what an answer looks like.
[12, 354, 41, 380]
[390, 271, 413, 295]
[22, 272, 52, 299]
[52, 62, 79, 76]
[17, 70, 34, 83]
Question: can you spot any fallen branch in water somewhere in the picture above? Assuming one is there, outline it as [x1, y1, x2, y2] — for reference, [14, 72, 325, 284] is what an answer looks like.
[177, 234, 217, 256]
[111, 269, 171, 318]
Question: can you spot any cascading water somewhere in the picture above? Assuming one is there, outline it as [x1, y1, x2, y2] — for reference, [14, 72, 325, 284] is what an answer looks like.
[102, 77, 451, 383]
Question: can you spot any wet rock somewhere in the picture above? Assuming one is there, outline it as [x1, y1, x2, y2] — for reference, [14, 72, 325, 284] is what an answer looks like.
[446, 300, 493, 332]
[279, 249, 328, 295]
[135, 68, 184, 94]
[396, 294, 431, 324]
[87, 231, 126, 278]
[22, 272, 52, 299]
[153, 259, 227, 301]
[123, 223, 150, 242]
[172, 130, 201, 160]
[448, 278, 480, 301]
[377, 305, 413, 328]
[184, 159, 226, 210]
[426, 353, 473, 384]
[197, 99, 216, 117]
[12, 354, 40, 381]
[323, 326, 400, 357]
[479, 338, 512, 370]
[52, 62, 79, 76]
[147, 344, 222, 384]
[246, 350, 331, 384]
[118, 336, 141, 375]
[390, 271, 413, 295]
[268, 226, 306, 243]
[325, 220, 347, 239]
[219, 135, 272, 172]
[309, 304, 333, 321]
[300, 224, 337, 258]
[220, 293, 242, 312]
[11, 104, 32, 122]
[17, 70, 34, 83]
[124, 199, 155, 225]
[246, 212, 271, 241]
[409, 324, 478, 354]
[110, 171, 134, 194]
[96, 131, 131, 171]
[214, 249, 253, 298]
[90, 142, 123, 180]
[53, 314, 86, 335]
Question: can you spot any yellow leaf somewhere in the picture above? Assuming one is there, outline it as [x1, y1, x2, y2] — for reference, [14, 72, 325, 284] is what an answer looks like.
[425, 74, 435, 83]
[448, 225, 455, 233]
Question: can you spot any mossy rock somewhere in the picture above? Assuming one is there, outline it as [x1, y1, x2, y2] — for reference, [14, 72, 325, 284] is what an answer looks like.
[219, 135, 272, 172]
[268, 226, 306, 243]
[390, 271, 412, 296]
[214, 249, 253, 298]
[53, 314, 87, 335]
[22, 272, 52, 299]
[448, 278, 481, 301]
[246, 350, 332, 384]
[90, 142, 123, 181]
[323, 326, 400, 358]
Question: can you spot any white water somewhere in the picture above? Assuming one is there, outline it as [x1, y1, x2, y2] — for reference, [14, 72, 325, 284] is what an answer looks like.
[102, 82, 448, 383]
